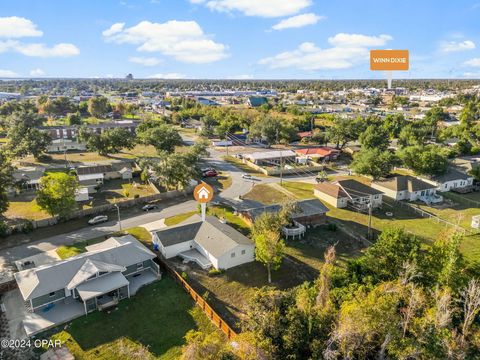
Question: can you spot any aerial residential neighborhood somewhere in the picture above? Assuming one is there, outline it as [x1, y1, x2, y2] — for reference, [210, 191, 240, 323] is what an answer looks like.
[1, 1, 480, 359]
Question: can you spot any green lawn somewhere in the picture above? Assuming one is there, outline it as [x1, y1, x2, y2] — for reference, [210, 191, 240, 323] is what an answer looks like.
[282, 181, 480, 263]
[181, 223, 365, 328]
[5, 198, 51, 221]
[56, 227, 153, 259]
[207, 205, 250, 235]
[243, 184, 290, 204]
[281, 181, 315, 199]
[121, 183, 156, 198]
[222, 156, 266, 177]
[46, 277, 217, 360]
[164, 211, 198, 226]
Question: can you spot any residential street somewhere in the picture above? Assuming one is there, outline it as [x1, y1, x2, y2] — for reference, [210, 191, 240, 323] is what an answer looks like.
[0, 142, 341, 275]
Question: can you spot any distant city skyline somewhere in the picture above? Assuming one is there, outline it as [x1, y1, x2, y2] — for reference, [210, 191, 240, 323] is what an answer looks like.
[1, 0, 480, 79]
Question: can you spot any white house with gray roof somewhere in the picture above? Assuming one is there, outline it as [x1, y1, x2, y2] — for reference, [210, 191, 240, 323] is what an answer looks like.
[13, 235, 160, 329]
[152, 215, 255, 270]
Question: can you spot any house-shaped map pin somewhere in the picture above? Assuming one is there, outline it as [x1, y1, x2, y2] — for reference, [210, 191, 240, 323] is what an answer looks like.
[197, 186, 210, 200]
[193, 182, 214, 204]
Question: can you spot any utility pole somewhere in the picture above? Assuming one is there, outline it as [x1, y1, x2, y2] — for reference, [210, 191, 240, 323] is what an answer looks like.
[280, 152, 284, 186]
[225, 132, 229, 157]
[114, 203, 122, 232]
[367, 195, 373, 240]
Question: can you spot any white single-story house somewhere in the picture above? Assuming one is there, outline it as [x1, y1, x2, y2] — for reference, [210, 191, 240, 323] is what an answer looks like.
[243, 150, 297, 166]
[371, 175, 442, 203]
[47, 139, 87, 153]
[424, 168, 474, 192]
[314, 179, 383, 210]
[152, 215, 255, 270]
[11, 166, 46, 193]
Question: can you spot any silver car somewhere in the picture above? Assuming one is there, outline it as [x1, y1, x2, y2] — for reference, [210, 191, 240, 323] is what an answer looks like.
[88, 215, 108, 225]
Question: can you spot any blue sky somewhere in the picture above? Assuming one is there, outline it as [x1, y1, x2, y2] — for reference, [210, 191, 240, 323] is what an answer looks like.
[1, 0, 480, 79]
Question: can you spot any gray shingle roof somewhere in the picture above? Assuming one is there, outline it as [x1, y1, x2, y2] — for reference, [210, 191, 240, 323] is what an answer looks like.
[431, 168, 473, 183]
[337, 179, 383, 198]
[372, 175, 436, 192]
[153, 214, 253, 258]
[14, 235, 155, 301]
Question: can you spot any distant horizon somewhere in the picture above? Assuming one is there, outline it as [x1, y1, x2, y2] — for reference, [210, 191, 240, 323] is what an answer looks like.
[0, 77, 479, 82]
[1, 1, 480, 79]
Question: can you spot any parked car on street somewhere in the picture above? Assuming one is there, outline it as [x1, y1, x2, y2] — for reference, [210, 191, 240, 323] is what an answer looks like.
[142, 204, 158, 212]
[241, 173, 253, 179]
[202, 170, 218, 177]
[88, 215, 108, 225]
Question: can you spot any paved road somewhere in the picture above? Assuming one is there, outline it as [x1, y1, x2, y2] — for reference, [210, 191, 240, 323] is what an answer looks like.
[0, 200, 196, 272]
[0, 140, 347, 271]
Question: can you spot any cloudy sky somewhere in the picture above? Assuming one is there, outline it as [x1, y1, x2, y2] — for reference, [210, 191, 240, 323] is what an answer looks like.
[1, 0, 480, 79]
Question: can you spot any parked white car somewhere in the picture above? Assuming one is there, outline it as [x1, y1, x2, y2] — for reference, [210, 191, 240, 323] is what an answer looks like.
[88, 215, 108, 225]
[241, 173, 253, 180]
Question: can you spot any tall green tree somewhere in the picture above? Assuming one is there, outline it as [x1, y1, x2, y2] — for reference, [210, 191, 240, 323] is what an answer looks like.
[137, 123, 183, 153]
[327, 116, 364, 149]
[399, 145, 449, 176]
[252, 212, 286, 283]
[36, 172, 79, 218]
[359, 125, 390, 151]
[0, 151, 14, 214]
[87, 96, 110, 118]
[351, 148, 397, 179]
[5, 111, 51, 159]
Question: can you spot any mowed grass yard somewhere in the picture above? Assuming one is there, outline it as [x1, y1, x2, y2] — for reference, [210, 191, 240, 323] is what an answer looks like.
[45, 277, 218, 360]
[165, 200, 364, 328]
[245, 181, 480, 262]
[5, 197, 50, 221]
[56, 227, 152, 259]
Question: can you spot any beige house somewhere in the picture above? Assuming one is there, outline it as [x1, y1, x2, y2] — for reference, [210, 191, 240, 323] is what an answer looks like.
[314, 179, 383, 211]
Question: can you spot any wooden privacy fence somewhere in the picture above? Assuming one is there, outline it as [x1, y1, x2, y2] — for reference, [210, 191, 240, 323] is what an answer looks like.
[159, 258, 237, 340]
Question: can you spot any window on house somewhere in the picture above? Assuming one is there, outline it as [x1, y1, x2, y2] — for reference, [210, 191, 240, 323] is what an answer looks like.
[137, 262, 144, 270]
[241, 250, 246, 255]
[231, 252, 236, 258]
[49, 292, 55, 297]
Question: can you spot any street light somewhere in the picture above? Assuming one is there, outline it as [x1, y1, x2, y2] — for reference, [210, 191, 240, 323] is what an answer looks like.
[114, 203, 122, 232]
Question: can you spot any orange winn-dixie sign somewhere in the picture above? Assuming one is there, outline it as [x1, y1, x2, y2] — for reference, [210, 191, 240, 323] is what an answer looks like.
[370, 50, 409, 71]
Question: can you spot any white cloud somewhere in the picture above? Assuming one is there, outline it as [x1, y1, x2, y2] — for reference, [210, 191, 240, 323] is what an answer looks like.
[102, 23, 125, 37]
[463, 71, 480, 78]
[148, 73, 187, 79]
[259, 33, 393, 71]
[228, 74, 253, 79]
[129, 56, 162, 66]
[30, 68, 45, 76]
[0, 17, 79, 58]
[464, 58, 480, 67]
[0, 17, 43, 38]
[12, 42, 79, 57]
[191, 0, 311, 17]
[439, 40, 476, 53]
[0, 40, 79, 57]
[103, 20, 228, 63]
[328, 33, 393, 47]
[0, 69, 19, 77]
[272, 13, 324, 30]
